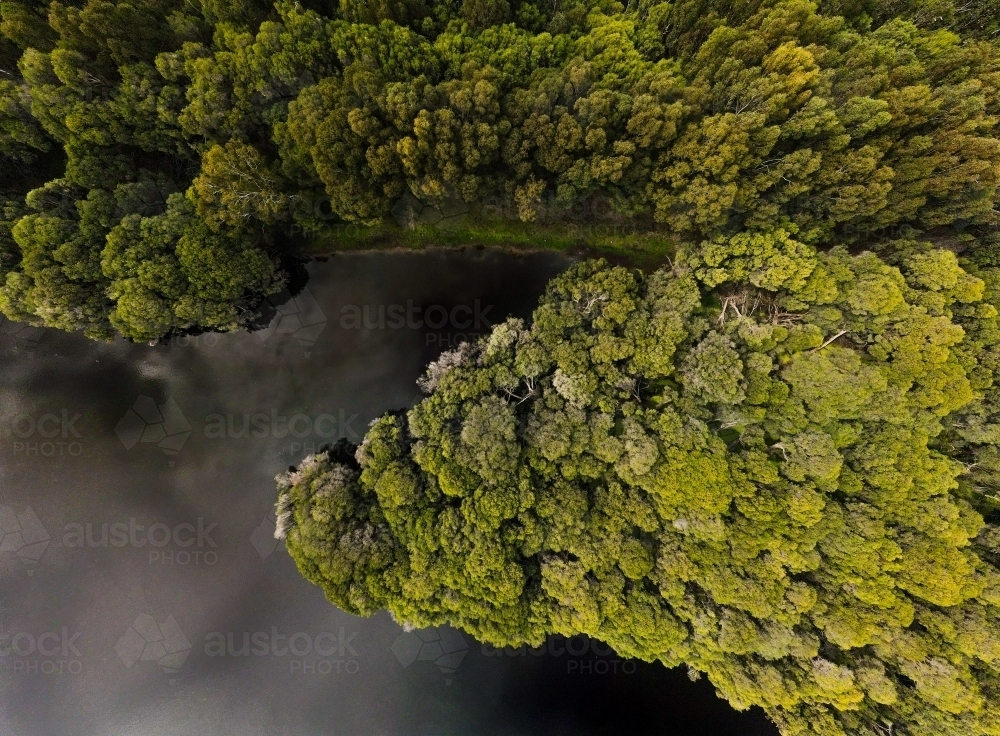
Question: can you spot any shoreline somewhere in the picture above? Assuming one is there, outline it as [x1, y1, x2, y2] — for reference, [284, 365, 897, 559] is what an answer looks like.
[287, 219, 679, 271]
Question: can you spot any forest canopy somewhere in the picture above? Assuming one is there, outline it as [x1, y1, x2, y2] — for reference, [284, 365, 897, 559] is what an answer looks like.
[0, 0, 999, 339]
[4, 0, 996, 733]
[278, 253, 1000, 736]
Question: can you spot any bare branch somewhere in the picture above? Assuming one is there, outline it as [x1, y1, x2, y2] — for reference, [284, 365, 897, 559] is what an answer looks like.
[813, 330, 848, 352]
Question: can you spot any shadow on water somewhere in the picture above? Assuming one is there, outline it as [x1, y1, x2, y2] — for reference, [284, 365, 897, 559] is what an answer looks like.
[248, 255, 314, 334]
[496, 653, 776, 735]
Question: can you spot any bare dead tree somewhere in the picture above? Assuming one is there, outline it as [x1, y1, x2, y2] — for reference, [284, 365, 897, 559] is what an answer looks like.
[573, 291, 609, 315]
[502, 376, 539, 405]
[813, 330, 848, 352]
[872, 721, 895, 736]
[204, 145, 287, 221]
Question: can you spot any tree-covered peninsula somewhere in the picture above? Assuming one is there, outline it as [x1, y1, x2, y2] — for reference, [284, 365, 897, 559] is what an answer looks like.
[278, 253, 1000, 736]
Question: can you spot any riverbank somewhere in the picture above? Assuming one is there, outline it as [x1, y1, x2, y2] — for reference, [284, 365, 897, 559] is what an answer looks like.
[289, 215, 678, 271]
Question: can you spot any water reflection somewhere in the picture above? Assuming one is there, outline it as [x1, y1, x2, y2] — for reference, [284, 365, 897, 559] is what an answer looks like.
[0, 249, 777, 736]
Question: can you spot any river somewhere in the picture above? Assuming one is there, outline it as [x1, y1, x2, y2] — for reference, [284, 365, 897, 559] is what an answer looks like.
[0, 249, 777, 736]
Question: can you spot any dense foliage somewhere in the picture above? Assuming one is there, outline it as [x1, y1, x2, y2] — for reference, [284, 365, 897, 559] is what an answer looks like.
[1, 0, 999, 339]
[279, 253, 1000, 736]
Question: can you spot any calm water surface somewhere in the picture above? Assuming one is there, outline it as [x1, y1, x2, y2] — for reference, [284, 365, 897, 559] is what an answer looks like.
[0, 249, 778, 736]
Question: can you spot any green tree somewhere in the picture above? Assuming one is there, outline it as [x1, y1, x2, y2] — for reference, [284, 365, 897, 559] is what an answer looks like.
[460, 0, 510, 30]
[102, 192, 282, 341]
[190, 139, 290, 229]
[338, 0, 430, 26]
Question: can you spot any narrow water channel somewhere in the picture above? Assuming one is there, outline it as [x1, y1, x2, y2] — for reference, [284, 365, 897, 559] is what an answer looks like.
[0, 249, 777, 736]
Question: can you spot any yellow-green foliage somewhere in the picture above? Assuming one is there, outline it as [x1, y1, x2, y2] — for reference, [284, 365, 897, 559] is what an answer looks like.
[281, 253, 1000, 736]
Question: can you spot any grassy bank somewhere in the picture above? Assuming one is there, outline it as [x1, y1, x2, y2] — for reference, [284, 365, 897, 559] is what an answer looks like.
[290, 214, 679, 271]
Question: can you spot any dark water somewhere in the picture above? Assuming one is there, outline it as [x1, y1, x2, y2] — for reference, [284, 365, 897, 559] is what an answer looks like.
[0, 249, 778, 736]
